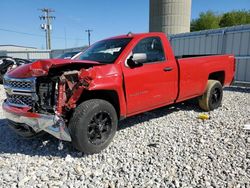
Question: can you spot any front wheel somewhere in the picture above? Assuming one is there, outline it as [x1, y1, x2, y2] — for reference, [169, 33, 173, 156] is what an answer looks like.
[69, 99, 118, 154]
[198, 80, 223, 111]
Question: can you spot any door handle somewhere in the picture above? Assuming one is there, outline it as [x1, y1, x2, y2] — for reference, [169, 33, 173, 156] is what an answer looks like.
[163, 67, 173, 72]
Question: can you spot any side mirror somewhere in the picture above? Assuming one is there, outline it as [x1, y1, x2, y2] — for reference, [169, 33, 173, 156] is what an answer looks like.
[126, 53, 146, 68]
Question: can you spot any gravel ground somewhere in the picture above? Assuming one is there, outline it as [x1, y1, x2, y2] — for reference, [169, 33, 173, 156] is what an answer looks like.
[0, 85, 249, 188]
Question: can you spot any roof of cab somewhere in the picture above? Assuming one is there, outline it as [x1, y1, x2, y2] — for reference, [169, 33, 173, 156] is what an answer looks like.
[106, 32, 165, 40]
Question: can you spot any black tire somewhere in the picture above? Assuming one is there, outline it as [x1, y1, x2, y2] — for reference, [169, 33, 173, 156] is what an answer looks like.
[69, 99, 118, 154]
[198, 80, 223, 111]
[8, 120, 45, 139]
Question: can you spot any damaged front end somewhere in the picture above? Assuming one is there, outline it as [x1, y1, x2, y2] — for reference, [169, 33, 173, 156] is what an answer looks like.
[3, 103, 71, 141]
[3, 60, 99, 141]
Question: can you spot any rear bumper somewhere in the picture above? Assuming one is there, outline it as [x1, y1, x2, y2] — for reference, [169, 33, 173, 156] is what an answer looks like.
[2, 101, 72, 142]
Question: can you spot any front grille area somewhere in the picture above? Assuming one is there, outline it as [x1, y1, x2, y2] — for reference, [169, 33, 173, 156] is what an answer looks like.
[4, 76, 36, 108]
[7, 94, 33, 107]
[7, 80, 32, 89]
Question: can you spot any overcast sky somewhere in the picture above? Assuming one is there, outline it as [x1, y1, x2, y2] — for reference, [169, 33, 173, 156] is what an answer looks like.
[0, 0, 249, 49]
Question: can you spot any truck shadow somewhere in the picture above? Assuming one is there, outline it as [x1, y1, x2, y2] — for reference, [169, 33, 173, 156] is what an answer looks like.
[0, 100, 202, 158]
[0, 119, 76, 158]
[118, 100, 201, 131]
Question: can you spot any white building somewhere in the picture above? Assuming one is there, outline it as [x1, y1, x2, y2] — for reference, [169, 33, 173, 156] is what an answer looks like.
[0, 45, 50, 60]
[0, 45, 38, 52]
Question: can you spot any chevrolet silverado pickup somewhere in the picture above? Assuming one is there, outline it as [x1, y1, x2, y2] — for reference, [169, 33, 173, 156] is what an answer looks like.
[2, 32, 235, 154]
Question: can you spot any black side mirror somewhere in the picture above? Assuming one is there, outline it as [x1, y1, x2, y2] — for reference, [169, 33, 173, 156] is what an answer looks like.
[127, 57, 143, 68]
[127, 53, 146, 68]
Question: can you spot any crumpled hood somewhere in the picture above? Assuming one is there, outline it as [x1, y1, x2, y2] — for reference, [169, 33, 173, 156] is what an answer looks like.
[6, 59, 101, 78]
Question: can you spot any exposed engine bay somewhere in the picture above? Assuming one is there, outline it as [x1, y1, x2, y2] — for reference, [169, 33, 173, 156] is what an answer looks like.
[35, 63, 99, 117]
[4, 62, 103, 123]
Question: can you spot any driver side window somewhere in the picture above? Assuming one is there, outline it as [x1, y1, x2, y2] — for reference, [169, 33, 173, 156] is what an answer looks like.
[132, 37, 165, 64]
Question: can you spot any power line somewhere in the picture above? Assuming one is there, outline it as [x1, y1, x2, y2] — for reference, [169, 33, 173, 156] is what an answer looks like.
[0, 28, 44, 37]
[0, 27, 83, 41]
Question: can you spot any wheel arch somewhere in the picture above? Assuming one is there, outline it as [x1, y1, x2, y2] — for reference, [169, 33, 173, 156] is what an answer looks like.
[77, 89, 121, 119]
[208, 71, 225, 86]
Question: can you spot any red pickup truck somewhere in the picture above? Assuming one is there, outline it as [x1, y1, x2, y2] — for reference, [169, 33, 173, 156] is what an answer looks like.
[3, 32, 235, 153]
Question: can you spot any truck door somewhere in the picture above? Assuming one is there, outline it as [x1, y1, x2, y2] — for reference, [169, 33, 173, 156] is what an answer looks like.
[122, 36, 178, 115]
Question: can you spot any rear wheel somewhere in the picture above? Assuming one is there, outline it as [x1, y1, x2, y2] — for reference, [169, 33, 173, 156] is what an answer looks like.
[198, 80, 223, 111]
[69, 99, 118, 154]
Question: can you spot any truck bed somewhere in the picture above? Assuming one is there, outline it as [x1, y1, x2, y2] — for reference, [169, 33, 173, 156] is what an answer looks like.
[176, 55, 235, 102]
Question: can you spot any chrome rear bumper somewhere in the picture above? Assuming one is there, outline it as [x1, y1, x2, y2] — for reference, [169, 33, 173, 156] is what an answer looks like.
[3, 102, 72, 142]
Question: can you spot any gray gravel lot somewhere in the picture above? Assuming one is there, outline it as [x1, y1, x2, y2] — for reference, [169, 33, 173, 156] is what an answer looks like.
[0, 85, 249, 188]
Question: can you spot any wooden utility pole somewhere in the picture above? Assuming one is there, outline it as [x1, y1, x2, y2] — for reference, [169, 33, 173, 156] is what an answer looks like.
[85, 29, 93, 46]
[40, 8, 55, 49]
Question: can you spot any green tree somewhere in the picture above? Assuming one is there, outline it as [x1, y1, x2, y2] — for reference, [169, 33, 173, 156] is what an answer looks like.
[191, 11, 221, 32]
[219, 10, 250, 27]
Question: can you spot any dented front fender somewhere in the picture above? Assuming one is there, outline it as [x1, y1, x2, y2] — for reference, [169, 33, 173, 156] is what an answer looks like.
[62, 64, 127, 117]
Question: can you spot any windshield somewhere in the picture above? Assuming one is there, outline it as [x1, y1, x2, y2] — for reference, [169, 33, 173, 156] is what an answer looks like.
[78, 38, 132, 64]
[57, 51, 80, 59]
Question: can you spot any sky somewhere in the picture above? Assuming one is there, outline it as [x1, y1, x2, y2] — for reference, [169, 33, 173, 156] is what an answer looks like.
[0, 0, 249, 49]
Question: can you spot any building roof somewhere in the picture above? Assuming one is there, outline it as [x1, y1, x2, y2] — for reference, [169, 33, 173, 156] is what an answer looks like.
[0, 44, 37, 49]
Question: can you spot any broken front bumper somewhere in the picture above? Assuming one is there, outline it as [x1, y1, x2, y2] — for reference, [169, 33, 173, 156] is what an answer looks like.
[2, 102, 72, 142]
